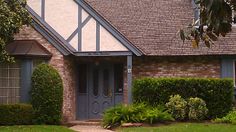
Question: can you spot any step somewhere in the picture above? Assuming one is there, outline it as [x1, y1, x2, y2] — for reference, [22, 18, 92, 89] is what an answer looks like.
[67, 120, 102, 126]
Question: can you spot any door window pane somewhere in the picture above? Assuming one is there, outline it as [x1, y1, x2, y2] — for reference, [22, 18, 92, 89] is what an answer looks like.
[93, 69, 99, 96]
[103, 69, 109, 96]
[78, 64, 87, 93]
[0, 61, 21, 104]
[114, 64, 124, 93]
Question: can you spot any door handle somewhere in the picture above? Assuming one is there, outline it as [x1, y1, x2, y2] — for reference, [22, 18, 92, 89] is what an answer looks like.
[108, 88, 112, 97]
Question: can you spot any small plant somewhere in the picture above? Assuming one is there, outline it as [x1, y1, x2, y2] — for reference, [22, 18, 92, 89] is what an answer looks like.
[188, 97, 208, 121]
[31, 64, 63, 124]
[165, 95, 187, 120]
[214, 111, 236, 124]
[144, 107, 174, 124]
[102, 103, 173, 128]
[102, 103, 146, 128]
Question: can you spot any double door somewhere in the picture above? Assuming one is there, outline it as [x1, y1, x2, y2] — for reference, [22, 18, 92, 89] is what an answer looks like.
[88, 63, 114, 119]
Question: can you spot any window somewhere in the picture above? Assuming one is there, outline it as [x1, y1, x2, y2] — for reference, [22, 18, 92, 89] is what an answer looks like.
[78, 64, 87, 94]
[0, 61, 21, 104]
[103, 69, 109, 96]
[93, 69, 99, 96]
[0, 59, 48, 104]
[114, 64, 124, 93]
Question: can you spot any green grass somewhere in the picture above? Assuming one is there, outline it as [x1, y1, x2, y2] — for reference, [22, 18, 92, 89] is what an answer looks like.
[0, 125, 74, 132]
[118, 123, 236, 132]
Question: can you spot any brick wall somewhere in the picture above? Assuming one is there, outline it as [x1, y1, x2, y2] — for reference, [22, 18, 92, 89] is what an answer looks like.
[123, 56, 221, 103]
[133, 56, 221, 78]
[14, 26, 76, 122]
[12, 26, 223, 119]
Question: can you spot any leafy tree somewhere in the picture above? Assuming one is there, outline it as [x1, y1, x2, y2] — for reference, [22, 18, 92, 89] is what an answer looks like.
[0, 0, 31, 63]
[181, 0, 235, 48]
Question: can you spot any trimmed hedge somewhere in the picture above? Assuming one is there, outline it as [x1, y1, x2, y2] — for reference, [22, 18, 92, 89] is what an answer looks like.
[133, 78, 234, 118]
[0, 104, 33, 125]
[31, 64, 63, 124]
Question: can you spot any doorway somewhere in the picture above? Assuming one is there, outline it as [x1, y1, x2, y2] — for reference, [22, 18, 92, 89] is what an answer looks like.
[77, 62, 124, 120]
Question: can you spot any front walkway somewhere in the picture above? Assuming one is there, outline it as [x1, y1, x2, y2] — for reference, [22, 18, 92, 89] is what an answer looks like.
[70, 125, 113, 132]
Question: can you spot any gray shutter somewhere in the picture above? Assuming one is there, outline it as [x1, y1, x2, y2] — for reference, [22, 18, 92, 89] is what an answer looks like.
[221, 59, 234, 78]
[20, 59, 33, 103]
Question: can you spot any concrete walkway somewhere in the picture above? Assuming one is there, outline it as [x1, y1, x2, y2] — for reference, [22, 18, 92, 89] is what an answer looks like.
[70, 125, 114, 132]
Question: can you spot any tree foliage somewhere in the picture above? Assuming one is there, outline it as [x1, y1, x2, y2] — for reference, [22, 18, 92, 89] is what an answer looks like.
[0, 0, 31, 63]
[181, 0, 235, 48]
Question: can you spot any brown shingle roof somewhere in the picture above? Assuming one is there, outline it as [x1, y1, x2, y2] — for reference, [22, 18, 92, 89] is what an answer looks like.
[85, 0, 236, 56]
[6, 40, 52, 57]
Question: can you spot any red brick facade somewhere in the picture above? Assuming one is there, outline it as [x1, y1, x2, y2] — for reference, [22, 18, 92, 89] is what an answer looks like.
[123, 56, 221, 103]
[133, 56, 221, 78]
[14, 26, 77, 122]
[14, 26, 222, 121]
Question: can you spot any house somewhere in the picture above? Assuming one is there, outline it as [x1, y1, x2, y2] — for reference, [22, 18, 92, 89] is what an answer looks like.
[1, 0, 236, 122]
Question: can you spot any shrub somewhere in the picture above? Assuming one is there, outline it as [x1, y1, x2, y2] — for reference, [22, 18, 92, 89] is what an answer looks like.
[133, 78, 234, 118]
[31, 64, 63, 124]
[144, 107, 174, 124]
[165, 95, 187, 120]
[102, 103, 146, 128]
[0, 104, 33, 125]
[102, 103, 173, 128]
[213, 111, 236, 124]
[188, 97, 208, 121]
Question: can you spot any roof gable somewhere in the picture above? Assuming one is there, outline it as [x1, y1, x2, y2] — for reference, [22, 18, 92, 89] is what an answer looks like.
[26, 0, 143, 56]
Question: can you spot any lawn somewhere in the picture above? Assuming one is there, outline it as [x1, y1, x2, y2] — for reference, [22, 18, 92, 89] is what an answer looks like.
[0, 125, 74, 132]
[118, 123, 236, 132]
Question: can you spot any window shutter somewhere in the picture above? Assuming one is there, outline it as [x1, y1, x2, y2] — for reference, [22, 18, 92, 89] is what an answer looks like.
[20, 59, 33, 103]
[221, 59, 234, 78]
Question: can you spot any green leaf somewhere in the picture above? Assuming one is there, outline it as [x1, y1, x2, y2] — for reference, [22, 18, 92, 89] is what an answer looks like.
[0, 0, 31, 63]
[180, 29, 185, 43]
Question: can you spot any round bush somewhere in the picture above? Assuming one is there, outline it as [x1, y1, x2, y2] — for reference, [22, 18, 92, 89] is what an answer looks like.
[165, 95, 187, 120]
[31, 64, 63, 124]
[188, 97, 208, 121]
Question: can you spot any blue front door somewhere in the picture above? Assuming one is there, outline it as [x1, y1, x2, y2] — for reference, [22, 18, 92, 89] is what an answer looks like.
[77, 62, 124, 120]
[88, 63, 114, 119]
